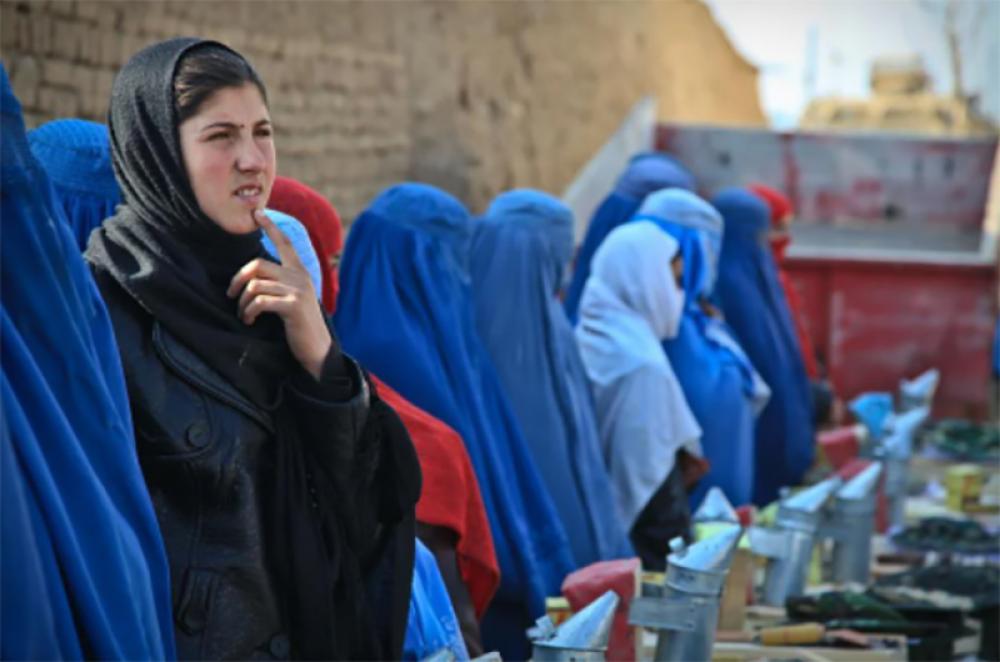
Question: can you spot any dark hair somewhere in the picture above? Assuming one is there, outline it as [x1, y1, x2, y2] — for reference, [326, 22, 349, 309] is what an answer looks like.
[173, 44, 268, 124]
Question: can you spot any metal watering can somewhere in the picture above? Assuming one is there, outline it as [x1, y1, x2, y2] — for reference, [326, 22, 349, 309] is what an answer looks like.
[749, 476, 843, 607]
[629, 524, 743, 661]
[822, 461, 884, 585]
[880, 406, 930, 530]
[529, 590, 619, 662]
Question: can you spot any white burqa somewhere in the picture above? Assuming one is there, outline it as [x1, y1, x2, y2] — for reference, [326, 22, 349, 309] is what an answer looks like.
[575, 222, 703, 528]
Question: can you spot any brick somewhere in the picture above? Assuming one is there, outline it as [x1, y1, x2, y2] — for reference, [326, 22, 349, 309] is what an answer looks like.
[52, 18, 82, 59]
[9, 54, 41, 107]
[94, 2, 119, 29]
[42, 57, 73, 86]
[77, 67, 103, 117]
[78, 24, 101, 64]
[38, 84, 80, 117]
[1, 5, 17, 51]
[76, 1, 101, 23]
[10, 9, 32, 51]
[22, 110, 46, 129]
[94, 68, 114, 105]
[122, 34, 149, 64]
[98, 30, 120, 66]
[30, 14, 53, 54]
[49, 0, 76, 19]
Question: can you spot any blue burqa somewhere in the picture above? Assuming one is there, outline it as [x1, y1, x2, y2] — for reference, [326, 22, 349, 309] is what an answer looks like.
[1, 67, 175, 659]
[28, 118, 121, 252]
[470, 189, 633, 567]
[564, 153, 696, 322]
[711, 188, 815, 506]
[333, 183, 574, 659]
[631, 189, 770, 509]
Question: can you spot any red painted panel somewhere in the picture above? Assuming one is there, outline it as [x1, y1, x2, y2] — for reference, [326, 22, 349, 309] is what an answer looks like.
[785, 257, 996, 420]
[654, 122, 997, 418]
[655, 123, 997, 231]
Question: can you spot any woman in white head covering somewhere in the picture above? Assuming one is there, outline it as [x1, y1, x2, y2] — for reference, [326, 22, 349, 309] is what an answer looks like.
[575, 222, 702, 569]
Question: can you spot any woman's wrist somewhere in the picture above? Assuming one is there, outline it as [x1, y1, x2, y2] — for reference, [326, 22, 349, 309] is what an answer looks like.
[302, 335, 333, 381]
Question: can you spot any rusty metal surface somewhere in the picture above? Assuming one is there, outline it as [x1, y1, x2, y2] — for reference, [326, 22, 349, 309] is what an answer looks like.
[785, 256, 995, 420]
[656, 123, 997, 233]
[655, 123, 997, 419]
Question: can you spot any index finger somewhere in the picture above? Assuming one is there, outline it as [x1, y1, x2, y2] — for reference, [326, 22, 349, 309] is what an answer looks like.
[255, 209, 303, 269]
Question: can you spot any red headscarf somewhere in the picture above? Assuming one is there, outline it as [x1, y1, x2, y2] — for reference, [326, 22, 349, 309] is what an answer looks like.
[268, 177, 500, 616]
[268, 176, 344, 314]
[749, 183, 793, 262]
[748, 184, 820, 380]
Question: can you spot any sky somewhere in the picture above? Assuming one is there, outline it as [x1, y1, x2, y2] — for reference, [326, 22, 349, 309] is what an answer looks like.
[704, 0, 1000, 129]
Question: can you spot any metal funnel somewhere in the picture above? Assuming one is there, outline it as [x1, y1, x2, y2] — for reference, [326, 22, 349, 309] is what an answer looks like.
[692, 487, 739, 524]
[899, 369, 940, 411]
[669, 524, 743, 578]
[837, 461, 884, 501]
[782, 475, 844, 515]
[532, 590, 619, 661]
[882, 406, 930, 459]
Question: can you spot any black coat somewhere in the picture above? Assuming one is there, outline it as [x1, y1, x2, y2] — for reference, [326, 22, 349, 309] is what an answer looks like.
[96, 273, 420, 660]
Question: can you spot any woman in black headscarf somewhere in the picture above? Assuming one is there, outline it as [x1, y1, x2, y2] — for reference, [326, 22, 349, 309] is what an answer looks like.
[85, 37, 420, 660]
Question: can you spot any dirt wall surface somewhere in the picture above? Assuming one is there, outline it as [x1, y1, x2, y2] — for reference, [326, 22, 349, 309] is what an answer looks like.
[2, 0, 764, 221]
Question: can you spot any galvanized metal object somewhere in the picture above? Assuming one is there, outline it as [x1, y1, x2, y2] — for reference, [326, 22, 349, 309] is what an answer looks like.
[692, 487, 740, 524]
[530, 590, 619, 662]
[899, 368, 940, 412]
[881, 406, 930, 529]
[420, 648, 457, 662]
[751, 476, 843, 607]
[824, 462, 884, 585]
[629, 525, 743, 661]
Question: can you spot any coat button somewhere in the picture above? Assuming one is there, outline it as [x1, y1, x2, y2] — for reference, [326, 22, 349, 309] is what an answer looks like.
[185, 422, 210, 449]
[269, 634, 291, 659]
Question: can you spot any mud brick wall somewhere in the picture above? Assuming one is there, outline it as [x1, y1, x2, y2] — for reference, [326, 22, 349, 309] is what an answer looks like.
[1, 0, 764, 221]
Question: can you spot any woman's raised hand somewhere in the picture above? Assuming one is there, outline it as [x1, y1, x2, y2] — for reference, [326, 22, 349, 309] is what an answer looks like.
[227, 209, 332, 380]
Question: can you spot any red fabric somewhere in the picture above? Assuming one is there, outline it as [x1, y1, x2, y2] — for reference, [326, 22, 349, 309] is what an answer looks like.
[749, 184, 821, 380]
[562, 558, 642, 662]
[269, 176, 500, 616]
[371, 376, 500, 618]
[268, 176, 344, 314]
[749, 184, 792, 228]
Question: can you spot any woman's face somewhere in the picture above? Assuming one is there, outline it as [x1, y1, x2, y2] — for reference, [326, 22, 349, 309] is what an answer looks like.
[670, 254, 685, 289]
[178, 83, 275, 234]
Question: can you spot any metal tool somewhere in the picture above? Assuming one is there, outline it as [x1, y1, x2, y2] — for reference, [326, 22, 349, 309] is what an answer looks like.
[692, 486, 740, 524]
[529, 590, 619, 662]
[898, 368, 940, 412]
[750, 476, 843, 607]
[880, 406, 930, 529]
[823, 462, 884, 585]
[629, 524, 743, 661]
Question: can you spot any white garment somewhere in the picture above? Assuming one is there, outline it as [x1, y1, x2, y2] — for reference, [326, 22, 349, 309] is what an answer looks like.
[575, 223, 702, 527]
[637, 188, 724, 295]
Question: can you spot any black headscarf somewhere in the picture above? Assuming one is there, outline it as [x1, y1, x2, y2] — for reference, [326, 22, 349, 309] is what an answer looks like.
[86, 37, 291, 406]
[85, 38, 385, 659]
